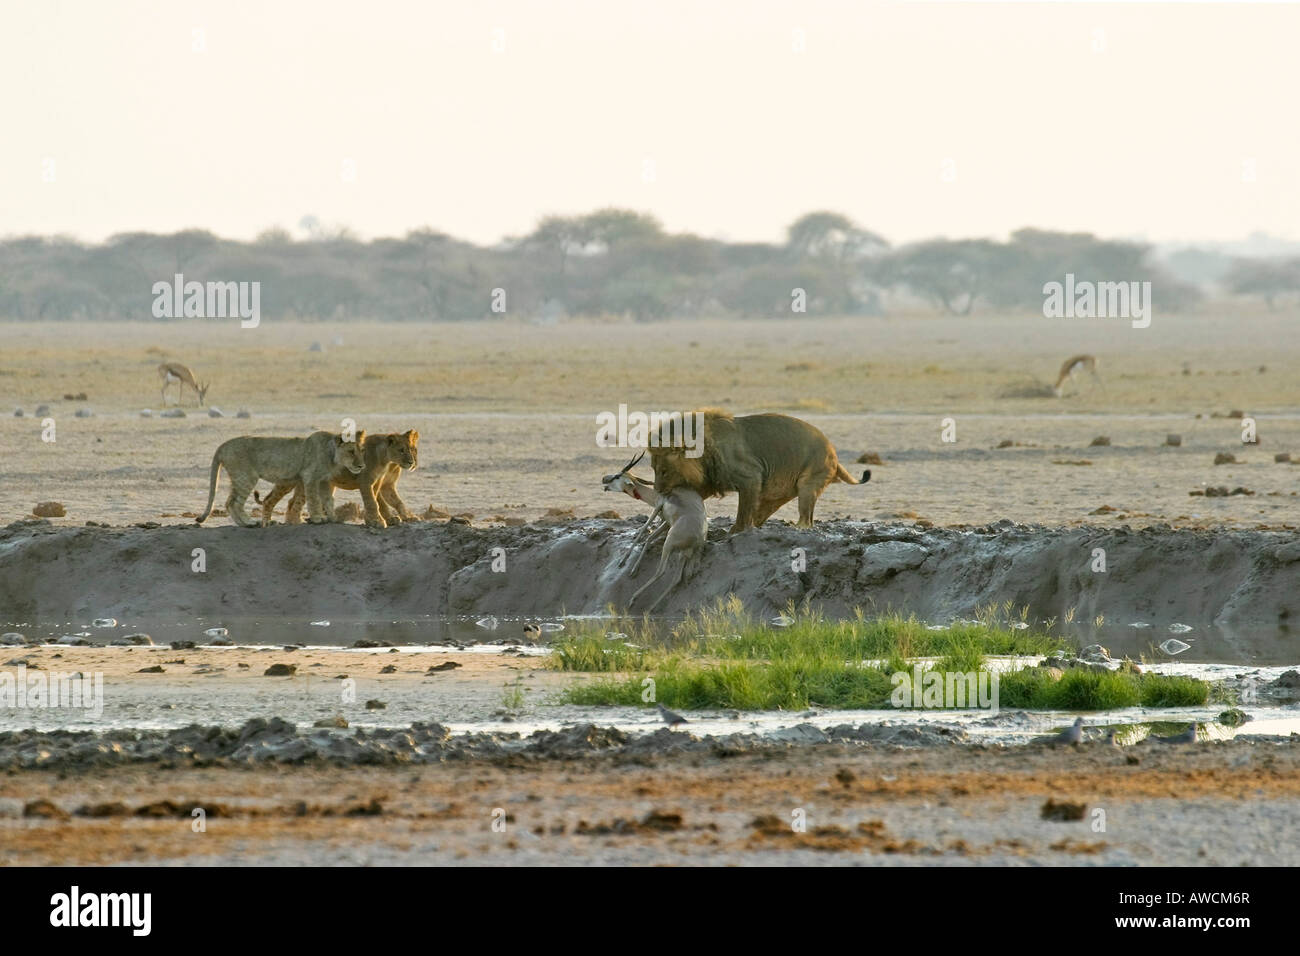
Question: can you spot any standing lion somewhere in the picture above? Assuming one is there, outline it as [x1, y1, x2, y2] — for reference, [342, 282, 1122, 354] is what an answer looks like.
[646, 409, 869, 533]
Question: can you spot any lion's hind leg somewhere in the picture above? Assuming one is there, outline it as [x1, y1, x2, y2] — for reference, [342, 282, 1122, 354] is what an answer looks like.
[257, 481, 298, 526]
[794, 471, 833, 528]
[225, 474, 260, 528]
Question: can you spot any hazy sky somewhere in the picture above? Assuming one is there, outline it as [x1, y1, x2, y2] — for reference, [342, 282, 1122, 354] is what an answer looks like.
[5, 0, 1298, 246]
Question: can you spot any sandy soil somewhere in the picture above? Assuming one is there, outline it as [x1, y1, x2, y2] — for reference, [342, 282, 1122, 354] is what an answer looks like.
[1, 314, 1297, 531]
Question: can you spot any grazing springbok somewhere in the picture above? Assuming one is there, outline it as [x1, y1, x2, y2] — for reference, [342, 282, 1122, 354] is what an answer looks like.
[602, 451, 668, 575]
[1053, 354, 1100, 397]
[157, 362, 209, 406]
[628, 487, 707, 613]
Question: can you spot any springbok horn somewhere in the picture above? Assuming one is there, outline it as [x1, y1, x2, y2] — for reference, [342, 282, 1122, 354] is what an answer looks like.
[620, 451, 646, 473]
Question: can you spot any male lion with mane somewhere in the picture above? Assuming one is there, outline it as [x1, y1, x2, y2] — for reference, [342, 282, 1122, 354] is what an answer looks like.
[257, 429, 419, 528]
[646, 409, 868, 533]
[196, 430, 366, 527]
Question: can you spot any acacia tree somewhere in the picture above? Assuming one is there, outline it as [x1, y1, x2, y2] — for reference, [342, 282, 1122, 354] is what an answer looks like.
[1224, 258, 1300, 309]
[786, 211, 887, 262]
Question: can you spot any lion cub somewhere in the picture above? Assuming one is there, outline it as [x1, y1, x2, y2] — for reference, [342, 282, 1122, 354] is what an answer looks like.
[196, 430, 366, 527]
[258, 430, 419, 528]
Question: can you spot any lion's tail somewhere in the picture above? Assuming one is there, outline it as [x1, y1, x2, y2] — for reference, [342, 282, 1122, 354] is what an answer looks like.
[195, 450, 223, 524]
[834, 462, 871, 485]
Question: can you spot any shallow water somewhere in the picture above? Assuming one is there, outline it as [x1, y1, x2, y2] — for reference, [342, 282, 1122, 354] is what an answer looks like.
[3, 614, 1297, 665]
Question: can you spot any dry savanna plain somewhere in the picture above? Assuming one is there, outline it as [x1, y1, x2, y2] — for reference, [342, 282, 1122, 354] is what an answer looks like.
[1, 309, 1298, 530]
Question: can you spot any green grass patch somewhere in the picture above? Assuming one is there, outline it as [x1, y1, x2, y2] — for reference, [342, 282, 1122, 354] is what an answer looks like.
[547, 599, 1210, 712]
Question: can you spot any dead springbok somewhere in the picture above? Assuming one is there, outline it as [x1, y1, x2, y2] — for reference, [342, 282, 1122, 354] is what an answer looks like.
[1053, 354, 1100, 397]
[628, 487, 707, 613]
[157, 362, 209, 406]
[602, 452, 668, 575]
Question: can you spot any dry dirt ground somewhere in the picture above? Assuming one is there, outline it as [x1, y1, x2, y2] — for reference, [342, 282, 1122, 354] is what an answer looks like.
[5, 743, 1300, 866]
[1, 312, 1297, 530]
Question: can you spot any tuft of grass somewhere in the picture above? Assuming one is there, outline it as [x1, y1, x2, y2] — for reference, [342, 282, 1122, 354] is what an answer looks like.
[997, 668, 1208, 710]
[499, 674, 527, 714]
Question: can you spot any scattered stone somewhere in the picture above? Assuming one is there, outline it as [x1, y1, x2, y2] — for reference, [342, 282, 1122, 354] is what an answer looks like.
[236, 409, 252, 419]
[74, 408, 93, 418]
[160, 408, 186, 418]
[1079, 644, 1111, 664]
[137, 665, 165, 673]
[1089, 436, 1110, 447]
[1041, 798, 1087, 822]
[313, 716, 349, 729]
[1275, 453, 1291, 463]
[24, 799, 69, 819]
[208, 407, 224, 418]
[76, 802, 131, 817]
[34, 404, 50, 416]
[32, 501, 66, 518]
[365, 699, 387, 710]
[1165, 434, 1182, 447]
[351, 639, 393, 649]
[857, 452, 884, 465]
[12, 408, 22, 417]
[1217, 708, 1250, 728]
[426, 661, 461, 673]
[1214, 452, 1237, 465]
[264, 663, 297, 677]
[308, 341, 323, 352]
[380, 664, 397, 674]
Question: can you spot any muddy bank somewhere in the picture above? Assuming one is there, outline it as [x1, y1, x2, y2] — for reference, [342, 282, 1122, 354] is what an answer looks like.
[3, 715, 1295, 772]
[0, 717, 990, 770]
[1, 518, 1297, 637]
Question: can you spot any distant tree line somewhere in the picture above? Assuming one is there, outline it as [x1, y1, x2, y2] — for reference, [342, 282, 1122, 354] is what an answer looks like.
[0, 209, 1289, 322]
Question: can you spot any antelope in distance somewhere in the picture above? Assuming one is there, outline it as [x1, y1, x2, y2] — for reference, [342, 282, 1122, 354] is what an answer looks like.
[1053, 354, 1101, 397]
[157, 362, 209, 406]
